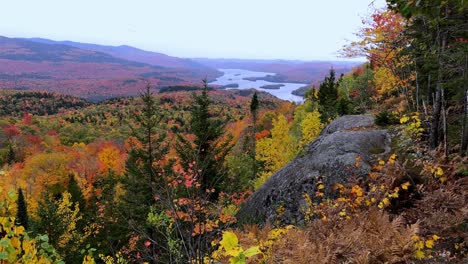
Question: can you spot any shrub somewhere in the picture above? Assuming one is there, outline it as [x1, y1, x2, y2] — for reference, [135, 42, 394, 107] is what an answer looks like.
[375, 111, 399, 126]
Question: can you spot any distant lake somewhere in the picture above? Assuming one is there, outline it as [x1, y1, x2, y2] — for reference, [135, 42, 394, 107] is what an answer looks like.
[209, 69, 305, 103]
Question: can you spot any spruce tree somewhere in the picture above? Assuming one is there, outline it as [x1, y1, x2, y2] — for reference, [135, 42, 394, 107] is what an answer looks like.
[175, 80, 232, 199]
[16, 188, 28, 229]
[120, 83, 168, 232]
[318, 69, 339, 123]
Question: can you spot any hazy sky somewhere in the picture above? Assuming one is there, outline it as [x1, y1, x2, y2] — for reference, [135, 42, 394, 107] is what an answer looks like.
[1, 0, 386, 60]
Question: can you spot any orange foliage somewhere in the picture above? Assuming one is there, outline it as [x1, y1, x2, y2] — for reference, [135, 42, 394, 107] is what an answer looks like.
[255, 130, 270, 140]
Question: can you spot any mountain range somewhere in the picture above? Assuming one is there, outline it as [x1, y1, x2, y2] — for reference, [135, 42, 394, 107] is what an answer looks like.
[0, 36, 362, 101]
[0, 36, 219, 101]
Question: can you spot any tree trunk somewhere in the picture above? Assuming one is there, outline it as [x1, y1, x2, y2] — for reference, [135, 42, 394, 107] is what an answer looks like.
[461, 88, 468, 156]
[415, 60, 420, 112]
[430, 11, 447, 150]
[430, 89, 442, 149]
[441, 88, 448, 156]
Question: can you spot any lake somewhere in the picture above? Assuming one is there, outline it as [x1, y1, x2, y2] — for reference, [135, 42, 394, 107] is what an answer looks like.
[209, 69, 305, 103]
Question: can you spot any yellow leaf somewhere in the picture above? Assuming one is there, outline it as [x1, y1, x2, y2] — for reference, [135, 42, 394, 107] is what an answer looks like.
[10, 236, 21, 248]
[243, 246, 261, 257]
[225, 246, 243, 258]
[432, 235, 440, 241]
[417, 241, 424, 250]
[435, 167, 443, 176]
[382, 198, 390, 206]
[414, 249, 425, 260]
[219, 231, 240, 256]
[425, 239, 434, 249]
[400, 116, 409, 124]
[317, 184, 325, 190]
[15, 226, 25, 235]
[401, 182, 411, 190]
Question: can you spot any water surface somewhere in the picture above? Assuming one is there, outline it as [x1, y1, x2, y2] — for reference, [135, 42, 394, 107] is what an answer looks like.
[210, 69, 305, 103]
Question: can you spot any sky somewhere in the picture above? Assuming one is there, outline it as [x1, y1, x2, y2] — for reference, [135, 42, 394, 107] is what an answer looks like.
[0, 0, 387, 60]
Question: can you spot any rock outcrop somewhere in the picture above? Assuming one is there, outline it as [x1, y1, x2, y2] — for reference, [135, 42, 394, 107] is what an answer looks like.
[237, 115, 391, 225]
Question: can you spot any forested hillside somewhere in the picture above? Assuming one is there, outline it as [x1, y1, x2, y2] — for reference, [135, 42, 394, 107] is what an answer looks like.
[0, 0, 467, 263]
[0, 36, 220, 101]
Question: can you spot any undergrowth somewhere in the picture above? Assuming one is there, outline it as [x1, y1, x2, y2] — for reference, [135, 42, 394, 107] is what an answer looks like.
[210, 119, 467, 263]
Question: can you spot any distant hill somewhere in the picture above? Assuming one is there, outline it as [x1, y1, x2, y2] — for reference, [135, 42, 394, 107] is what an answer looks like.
[193, 58, 362, 84]
[0, 36, 219, 101]
[0, 90, 90, 116]
[27, 38, 214, 71]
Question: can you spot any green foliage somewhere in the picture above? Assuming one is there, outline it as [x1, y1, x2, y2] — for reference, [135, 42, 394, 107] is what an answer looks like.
[120, 83, 169, 230]
[16, 188, 28, 229]
[147, 208, 184, 263]
[226, 154, 256, 190]
[0, 90, 90, 116]
[250, 92, 259, 116]
[317, 69, 339, 123]
[211, 231, 261, 264]
[67, 174, 86, 216]
[338, 64, 375, 113]
[175, 80, 233, 198]
[375, 111, 400, 126]
[33, 191, 88, 264]
[336, 97, 354, 116]
[158, 85, 202, 93]
[0, 189, 63, 263]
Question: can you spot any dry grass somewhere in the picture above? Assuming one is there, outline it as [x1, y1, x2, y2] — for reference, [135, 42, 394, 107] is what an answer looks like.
[267, 209, 417, 264]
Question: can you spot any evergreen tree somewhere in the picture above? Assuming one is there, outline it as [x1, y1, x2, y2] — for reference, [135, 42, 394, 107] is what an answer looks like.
[250, 91, 259, 178]
[318, 69, 339, 123]
[175, 80, 232, 199]
[16, 188, 28, 229]
[250, 91, 259, 125]
[33, 191, 86, 264]
[67, 174, 86, 213]
[121, 83, 168, 231]
[7, 143, 15, 164]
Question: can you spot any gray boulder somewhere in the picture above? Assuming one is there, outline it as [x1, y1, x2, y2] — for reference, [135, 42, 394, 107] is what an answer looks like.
[236, 115, 391, 225]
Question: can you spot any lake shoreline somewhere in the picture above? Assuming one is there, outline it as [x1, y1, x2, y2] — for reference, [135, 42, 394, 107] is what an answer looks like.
[209, 69, 305, 103]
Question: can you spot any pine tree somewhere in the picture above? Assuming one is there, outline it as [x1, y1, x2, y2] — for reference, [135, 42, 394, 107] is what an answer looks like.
[175, 80, 232, 199]
[16, 188, 28, 229]
[318, 69, 339, 123]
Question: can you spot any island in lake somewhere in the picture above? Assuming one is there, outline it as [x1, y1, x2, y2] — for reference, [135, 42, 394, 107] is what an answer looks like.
[260, 84, 285, 90]
[222, 83, 239, 89]
[242, 74, 288, 83]
[291, 85, 314, 96]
